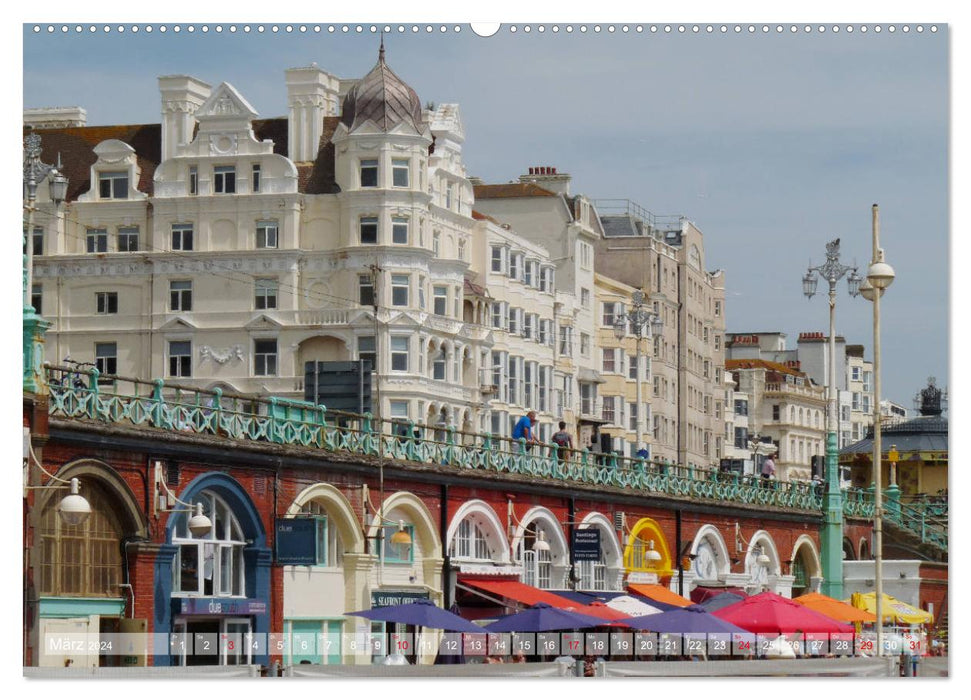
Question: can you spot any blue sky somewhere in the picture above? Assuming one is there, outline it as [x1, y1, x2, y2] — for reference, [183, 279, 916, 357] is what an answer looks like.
[20, 23, 949, 406]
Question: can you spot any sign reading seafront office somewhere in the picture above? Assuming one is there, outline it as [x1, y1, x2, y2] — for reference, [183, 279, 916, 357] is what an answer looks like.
[371, 590, 430, 608]
[572, 529, 602, 562]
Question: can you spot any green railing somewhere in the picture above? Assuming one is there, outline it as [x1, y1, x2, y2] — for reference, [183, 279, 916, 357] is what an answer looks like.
[43, 363, 823, 512]
[842, 487, 948, 551]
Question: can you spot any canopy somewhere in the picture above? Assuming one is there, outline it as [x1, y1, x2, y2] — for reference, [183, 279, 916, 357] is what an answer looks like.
[713, 591, 855, 634]
[620, 604, 749, 635]
[605, 595, 664, 617]
[345, 598, 483, 633]
[848, 592, 933, 625]
[627, 583, 692, 607]
[699, 592, 747, 613]
[459, 578, 578, 609]
[572, 600, 630, 622]
[690, 585, 749, 604]
[793, 592, 877, 624]
[552, 590, 678, 611]
[484, 602, 606, 633]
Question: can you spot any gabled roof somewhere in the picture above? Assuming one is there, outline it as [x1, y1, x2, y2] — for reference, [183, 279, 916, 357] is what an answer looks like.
[24, 117, 338, 200]
[473, 183, 557, 199]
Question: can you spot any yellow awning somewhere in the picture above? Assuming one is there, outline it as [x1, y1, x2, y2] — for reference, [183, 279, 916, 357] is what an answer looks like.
[847, 592, 933, 625]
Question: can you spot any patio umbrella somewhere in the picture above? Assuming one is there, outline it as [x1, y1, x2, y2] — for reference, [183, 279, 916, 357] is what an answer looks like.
[627, 583, 692, 608]
[619, 604, 749, 635]
[605, 595, 665, 617]
[713, 591, 854, 634]
[690, 585, 749, 605]
[484, 602, 606, 633]
[793, 592, 877, 624]
[700, 592, 747, 613]
[848, 592, 933, 625]
[570, 600, 631, 622]
[346, 598, 484, 633]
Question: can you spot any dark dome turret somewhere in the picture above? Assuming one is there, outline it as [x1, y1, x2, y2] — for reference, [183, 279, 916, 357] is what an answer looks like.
[340, 43, 424, 133]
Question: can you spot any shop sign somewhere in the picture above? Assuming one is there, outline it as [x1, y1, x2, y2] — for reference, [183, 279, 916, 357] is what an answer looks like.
[275, 518, 317, 565]
[371, 590, 430, 608]
[572, 529, 601, 562]
[178, 598, 267, 616]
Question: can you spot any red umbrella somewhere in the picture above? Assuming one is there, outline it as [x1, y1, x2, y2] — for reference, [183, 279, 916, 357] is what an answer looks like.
[713, 591, 854, 634]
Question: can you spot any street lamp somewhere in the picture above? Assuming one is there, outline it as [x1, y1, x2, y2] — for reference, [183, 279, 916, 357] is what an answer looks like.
[861, 204, 895, 656]
[803, 238, 860, 600]
[23, 132, 67, 310]
[612, 289, 663, 456]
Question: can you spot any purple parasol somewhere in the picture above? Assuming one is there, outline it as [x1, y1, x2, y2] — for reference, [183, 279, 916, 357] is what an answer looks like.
[346, 598, 484, 633]
[619, 604, 749, 634]
[484, 602, 607, 633]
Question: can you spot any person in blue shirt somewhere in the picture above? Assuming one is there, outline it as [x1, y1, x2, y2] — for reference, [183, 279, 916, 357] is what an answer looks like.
[511, 411, 538, 450]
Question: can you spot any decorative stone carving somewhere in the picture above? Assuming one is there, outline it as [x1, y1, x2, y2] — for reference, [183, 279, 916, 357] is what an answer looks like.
[199, 344, 244, 365]
[210, 134, 238, 155]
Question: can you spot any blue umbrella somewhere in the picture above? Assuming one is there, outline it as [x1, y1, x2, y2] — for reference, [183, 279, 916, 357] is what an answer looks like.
[700, 592, 747, 613]
[484, 602, 606, 633]
[346, 598, 484, 633]
[619, 604, 749, 634]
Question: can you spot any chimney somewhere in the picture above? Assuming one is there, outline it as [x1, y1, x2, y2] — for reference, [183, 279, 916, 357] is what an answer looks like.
[285, 64, 340, 162]
[159, 75, 211, 161]
[518, 164, 572, 195]
[23, 107, 87, 129]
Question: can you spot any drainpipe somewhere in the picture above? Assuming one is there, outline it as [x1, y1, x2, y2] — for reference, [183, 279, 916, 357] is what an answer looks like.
[568, 497, 576, 590]
[676, 509, 684, 597]
[441, 483, 451, 608]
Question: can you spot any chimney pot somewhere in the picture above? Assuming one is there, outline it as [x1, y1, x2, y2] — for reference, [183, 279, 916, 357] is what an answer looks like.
[552, 167, 557, 175]
[528, 167, 534, 175]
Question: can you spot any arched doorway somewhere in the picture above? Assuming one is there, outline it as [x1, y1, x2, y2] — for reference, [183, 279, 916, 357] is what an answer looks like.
[511, 507, 569, 590]
[576, 513, 624, 591]
[32, 459, 148, 668]
[624, 518, 674, 583]
[282, 484, 368, 665]
[789, 536, 823, 597]
[155, 472, 271, 667]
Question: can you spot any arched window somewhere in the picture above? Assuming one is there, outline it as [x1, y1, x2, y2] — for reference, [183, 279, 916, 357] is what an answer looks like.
[39, 481, 124, 597]
[300, 500, 345, 568]
[171, 491, 246, 596]
[519, 529, 553, 589]
[449, 519, 491, 561]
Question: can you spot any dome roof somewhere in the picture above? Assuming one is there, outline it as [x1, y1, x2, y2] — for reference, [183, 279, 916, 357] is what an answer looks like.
[340, 43, 424, 133]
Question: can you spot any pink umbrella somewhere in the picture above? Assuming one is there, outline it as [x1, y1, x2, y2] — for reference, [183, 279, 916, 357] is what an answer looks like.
[713, 591, 854, 634]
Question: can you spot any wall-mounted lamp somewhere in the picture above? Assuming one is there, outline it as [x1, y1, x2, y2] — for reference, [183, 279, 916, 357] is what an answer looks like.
[532, 530, 551, 553]
[390, 520, 413, 547]
[644, 539, 663, 562]
[152, 460, 212, 536]
[734, 523, 770, 565]
[24, 432, 91, 526]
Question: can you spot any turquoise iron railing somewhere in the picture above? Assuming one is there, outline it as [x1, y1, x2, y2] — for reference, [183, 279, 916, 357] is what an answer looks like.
[42, 364, 841, 514]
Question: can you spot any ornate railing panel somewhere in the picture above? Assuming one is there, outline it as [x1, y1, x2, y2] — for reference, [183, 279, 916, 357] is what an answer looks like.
[45, 365, 832, 513]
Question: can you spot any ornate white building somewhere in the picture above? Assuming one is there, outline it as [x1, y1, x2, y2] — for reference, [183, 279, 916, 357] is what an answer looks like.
[27, 49, 522, 434]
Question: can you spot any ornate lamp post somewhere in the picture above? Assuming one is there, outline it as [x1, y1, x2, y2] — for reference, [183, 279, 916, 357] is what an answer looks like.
[613, 289, 663, 456]
[859, 204, 895, 655]
[803, 239, 862, 599]
[23, 132, 67, 393]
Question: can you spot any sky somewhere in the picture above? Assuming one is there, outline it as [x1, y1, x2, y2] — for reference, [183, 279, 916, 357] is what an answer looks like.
[17, 22, 949, 407]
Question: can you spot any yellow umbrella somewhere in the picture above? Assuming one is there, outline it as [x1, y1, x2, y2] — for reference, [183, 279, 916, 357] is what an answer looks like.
[846, 592, 933, 625]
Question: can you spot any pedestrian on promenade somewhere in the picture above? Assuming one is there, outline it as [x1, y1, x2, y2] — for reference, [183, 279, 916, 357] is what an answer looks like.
[760, 453, 776, 483]
[512, 410, 539, 452]
[551, 420, 573, 462]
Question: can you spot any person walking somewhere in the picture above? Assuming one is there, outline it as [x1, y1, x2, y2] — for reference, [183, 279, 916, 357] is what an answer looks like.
[551, 420, 574, 463]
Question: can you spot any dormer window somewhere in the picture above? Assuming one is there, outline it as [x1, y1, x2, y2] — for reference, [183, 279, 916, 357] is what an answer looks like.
[392, 159, 410, 188]
[214, 166, 236, 194]
[360, 160, 378, 188]
[98, 172, 128, 200]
